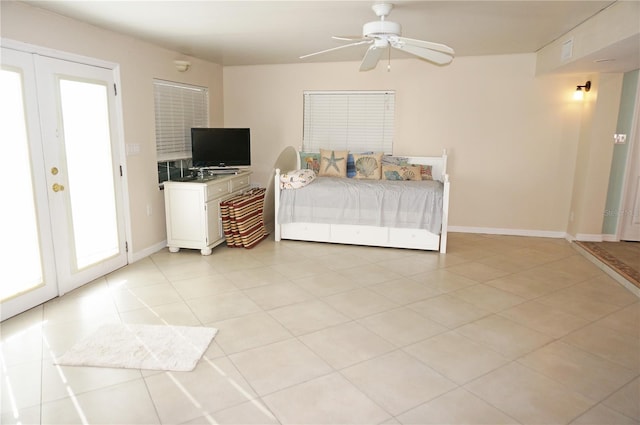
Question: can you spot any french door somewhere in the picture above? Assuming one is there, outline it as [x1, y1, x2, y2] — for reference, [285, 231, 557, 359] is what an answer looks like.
[1, 47, 128, 321]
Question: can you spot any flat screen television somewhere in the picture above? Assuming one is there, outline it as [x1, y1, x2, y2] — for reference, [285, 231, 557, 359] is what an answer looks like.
[191, 128, 251, 168]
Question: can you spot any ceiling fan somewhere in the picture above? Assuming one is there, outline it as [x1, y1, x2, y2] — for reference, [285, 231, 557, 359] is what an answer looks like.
[300, 3, 455, 71]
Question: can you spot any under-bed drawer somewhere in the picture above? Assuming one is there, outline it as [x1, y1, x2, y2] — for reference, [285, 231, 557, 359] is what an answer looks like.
[330, 224, 388, 246]
[388, 227, 440, 250]
[281, 223, 331, 242]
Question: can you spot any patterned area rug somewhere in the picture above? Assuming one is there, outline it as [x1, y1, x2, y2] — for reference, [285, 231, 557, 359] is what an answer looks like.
[55, 324, 217, 371]
[575, 241, 640, 289]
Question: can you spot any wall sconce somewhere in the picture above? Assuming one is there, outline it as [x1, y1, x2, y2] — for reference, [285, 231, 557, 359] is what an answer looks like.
[573, 80, 591, 100]
[174, 60, 191, 72]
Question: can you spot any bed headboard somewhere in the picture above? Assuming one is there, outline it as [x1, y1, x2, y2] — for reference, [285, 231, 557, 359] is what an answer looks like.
[405, 149, 448, 182]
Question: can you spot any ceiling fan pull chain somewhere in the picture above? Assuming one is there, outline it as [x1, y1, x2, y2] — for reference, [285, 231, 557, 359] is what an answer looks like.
[387, 46, 391, 72]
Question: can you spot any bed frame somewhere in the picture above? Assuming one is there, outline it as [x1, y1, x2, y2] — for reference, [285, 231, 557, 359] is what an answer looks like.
[274, 150, 450, 253]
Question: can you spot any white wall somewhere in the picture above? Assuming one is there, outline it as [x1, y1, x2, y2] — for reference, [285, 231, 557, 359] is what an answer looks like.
[224, 55, 604, 235]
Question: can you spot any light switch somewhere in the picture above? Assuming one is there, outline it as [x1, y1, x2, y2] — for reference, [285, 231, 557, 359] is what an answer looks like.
[614, 134, 627, 144]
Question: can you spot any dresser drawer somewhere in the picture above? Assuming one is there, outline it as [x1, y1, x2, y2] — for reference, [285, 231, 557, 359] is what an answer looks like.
[230, 174, 250, 192]
[206, 181, 229, 201]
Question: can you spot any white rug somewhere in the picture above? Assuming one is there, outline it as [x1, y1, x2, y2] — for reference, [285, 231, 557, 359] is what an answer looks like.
[55, 324, 218, 372]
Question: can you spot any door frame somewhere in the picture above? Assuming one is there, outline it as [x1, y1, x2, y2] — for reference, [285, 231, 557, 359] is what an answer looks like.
[618, 73, 640, 241]
[3, 38, 134, 265]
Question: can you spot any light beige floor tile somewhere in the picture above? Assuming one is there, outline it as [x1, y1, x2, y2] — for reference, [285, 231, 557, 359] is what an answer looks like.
[465, 362, 595, 425]
[337, 263, 405, 287]
[602, 377, 640, 420]
[341, 350, 456, 415]
[41, 360, 142, 403]
[206, 253, 266, 274]
[485, 272, 566, 299]
[186, 290, 261, 323]
[396, 387, 519, 424]
[110, 282, 184, 312]
[105, 264, 169, 289]
[119, 301, 201, 326]
[222, 266, 289, 289]
[170, 274, 237, 299]
[562, 323, 640, 371]
[357, 307, 446, 347]
[444, 261, 511, 282]
[268, 299, 350, 336]
[269, 258, 326, 280]
[377, 254, 443, 277]
[456, 315, 553, 359]
[1, 360, 42, 412]
[408, 294, 491, 328]
[41, 316, 121, 360]
[499, 300, 589, 338]
[41, 378, 160, 424]
[536, 286, 622, 322]
[144, 357, 257, 424]
[410, 269, 478, 293]
[211, 311, 292, 354]
[293, 270, 362, 297]
[43, 291, 120, 326]
[404, 331, 509, 384]
[229, 338, 332, 395]
[262, 372, 391, 424]
[206, 399, 279, 424]
[577, 275, 640, 307]
[155, 258, 219, 281]
[368, 278, 442, 305]
[451, 284, 526, 312]
[596, 302, 640, 338]
[313, 252, 374, 271]
[571, 403, 639, 425]
[242, 281, 314, 310]
[518, 341, 636, 401]
[323, 288, 398, 319]
[1, 313, 45, 366]
[0, 403, 40, 425]
[298, 322, 395, 369]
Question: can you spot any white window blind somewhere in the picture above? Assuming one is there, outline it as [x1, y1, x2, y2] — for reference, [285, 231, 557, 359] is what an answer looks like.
[154, 79, 208, 161]
[303, 91, 395, 153]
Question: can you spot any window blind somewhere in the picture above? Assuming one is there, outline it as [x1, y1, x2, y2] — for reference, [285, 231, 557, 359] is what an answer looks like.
[154, 79, 208, 161]
[303, 91, 395, 154]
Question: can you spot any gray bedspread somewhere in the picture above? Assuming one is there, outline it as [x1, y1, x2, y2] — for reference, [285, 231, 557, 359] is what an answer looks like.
[278, 177, 443, 234]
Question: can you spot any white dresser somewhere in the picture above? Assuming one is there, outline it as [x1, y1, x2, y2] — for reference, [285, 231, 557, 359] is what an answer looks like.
[163, 171, 251, 255]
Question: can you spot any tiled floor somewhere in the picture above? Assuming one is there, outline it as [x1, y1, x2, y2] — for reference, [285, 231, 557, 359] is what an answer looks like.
[1, 233, 639, 424]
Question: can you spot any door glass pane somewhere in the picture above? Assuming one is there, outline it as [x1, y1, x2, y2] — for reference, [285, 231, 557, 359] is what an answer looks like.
[0, 68, 44, 301]
[59, 78, 119, 270]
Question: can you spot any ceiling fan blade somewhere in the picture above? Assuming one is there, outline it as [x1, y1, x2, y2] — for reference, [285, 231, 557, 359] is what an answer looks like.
[360, 45, 383, 71]
[392, 43, 454, 65]
[332, 35, 365, 42]
[300, 40, 372, 59]
[393, 36, 455, 56]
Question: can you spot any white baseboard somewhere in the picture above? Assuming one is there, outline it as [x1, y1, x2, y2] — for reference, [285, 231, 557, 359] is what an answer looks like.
[129, 240, 167, 263]
[602, 234, 619, 242]
[448, 226, 566, 239]
[572, 233, 606, 242]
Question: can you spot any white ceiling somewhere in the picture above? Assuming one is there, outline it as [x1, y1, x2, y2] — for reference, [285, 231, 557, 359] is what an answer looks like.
[23, 1, 638, 72]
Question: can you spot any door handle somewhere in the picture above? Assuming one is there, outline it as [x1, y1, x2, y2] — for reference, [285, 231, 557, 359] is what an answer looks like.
[52, 183, 65, 192]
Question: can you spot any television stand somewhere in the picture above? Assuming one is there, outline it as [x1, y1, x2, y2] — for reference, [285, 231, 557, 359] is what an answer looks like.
[192, 167, 240, 176]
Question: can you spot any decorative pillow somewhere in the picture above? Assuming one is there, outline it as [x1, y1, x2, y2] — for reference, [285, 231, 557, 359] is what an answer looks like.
[319, 149, 348, 177]
[347, 151, 374, 178]
[420, 165, 433, 180]
[353, 153, 383, 180]
[280, 169, 316, 189]
[381, 155, 409, 166]
[299, 152, 320, 174]
[382, 164, 422, 181]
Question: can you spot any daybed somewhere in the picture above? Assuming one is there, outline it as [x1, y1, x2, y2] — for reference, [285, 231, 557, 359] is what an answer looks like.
[274, 150, 450, 253]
